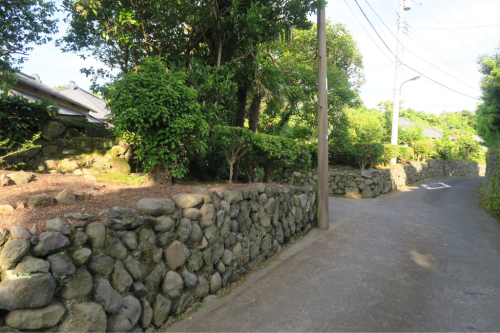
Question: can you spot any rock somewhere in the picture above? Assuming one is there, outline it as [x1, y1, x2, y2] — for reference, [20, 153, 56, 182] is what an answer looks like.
[195, 237, 208, 250]
[83, 175, 97, 181]
[48, 255, 76, 278]
[172, 193, 204, 209]
[58, 302, 107, 332]
[5, 301, 66, 330]
[111, 260, 134, 293]
[162, 270, 184, 298]
[106, 295, 141, 332]
[1, 174, 13, 186]
[92, 279, 124, 313]
[123, 255, 143, 280]
[222, 249, 236, 266]
[41, 121, 66, 141]
[216, 261, 225, 274]
[45, 217, 71, 235]
[28, 193, 54, 208]
[152, 294, 171, 327]
[0, 227, 9, 245]
[73, 231, 89, 246]
[185, 222, 203, 246]
[211, 240, 224, 263]
[176, 218, 192, 242]
[199, 204, 216, 228]
[176, 293, 194, 314]
[144, 262, 166, 293]
[10, 225, 31, 239]
[181, 266, 198, 289]
[57, 267, 93, 299]
[203, 225, 219, 246]
[12, 256, 50, 276]
[345, 187, 360, 198]
[220, 200, 230, 213]
[0, 205, 14, 214]
[88, 253, 114, 276]
[183, 207, 202, 220]
[210, 272, 222, 294]
[0, 273, 56, 310]
[0, 239, 30, 270]
[187, 249, 204, 272]
[224, 190, 243, 204]
[140, 299, 153, 329]
[85, 222, 106, 248]
[165, 240, 189, 270]
[7, 171, 34, 185]
[297, 194, 308, 209]
[54, 189, 76, 205]
[137, 198, 176, 216]
[190, 186, 212, 204]
[122, 231, 138, 250]
[361, 170, 372, 178]
[365, 179, 374, 186]
[30, 224, 38, 235]
[362, 186, 374, 198]
[110, 156, 131, 174]
[155, 216, 175, 233]
[131, 282, 149, 299]
[194, 275, 209, 297]
[59, 158, 81, 171]
[64, 212, 97, 225]
[102, 206, 144, 230]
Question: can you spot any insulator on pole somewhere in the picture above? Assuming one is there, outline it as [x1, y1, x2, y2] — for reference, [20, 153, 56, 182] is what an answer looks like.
[404, 0, 412, 10]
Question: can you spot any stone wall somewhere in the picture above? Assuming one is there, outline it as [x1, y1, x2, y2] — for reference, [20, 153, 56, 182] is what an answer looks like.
[480, 146, 500, 216]
[281, 160, 486, 198]
[0, 184, 316, 332]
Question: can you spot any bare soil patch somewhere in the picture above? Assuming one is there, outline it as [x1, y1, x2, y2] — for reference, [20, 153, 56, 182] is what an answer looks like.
[0, 170, 250, 233]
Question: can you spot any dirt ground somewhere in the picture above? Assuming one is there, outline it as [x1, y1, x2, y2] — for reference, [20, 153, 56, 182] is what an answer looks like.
[0, 170, 251, 234]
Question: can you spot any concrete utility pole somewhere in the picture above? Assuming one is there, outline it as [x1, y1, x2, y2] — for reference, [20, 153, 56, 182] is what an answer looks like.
[317, 7, 329, 230]
[390, 0, 410, 164]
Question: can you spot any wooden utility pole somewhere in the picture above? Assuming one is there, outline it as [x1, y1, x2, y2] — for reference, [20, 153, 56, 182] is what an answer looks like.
[317, 8, 329, 230]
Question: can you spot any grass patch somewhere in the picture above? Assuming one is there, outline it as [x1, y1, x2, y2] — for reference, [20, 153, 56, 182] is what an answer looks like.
[96, 172, 147, 185]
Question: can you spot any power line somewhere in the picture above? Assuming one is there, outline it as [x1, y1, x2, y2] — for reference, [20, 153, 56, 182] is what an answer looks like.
[413, 23, 500, 30]
[430, 0, 493, 53]
[351, 0, 480, 101]
[446, 0, 499, 46]
[406, 27, 480, 82]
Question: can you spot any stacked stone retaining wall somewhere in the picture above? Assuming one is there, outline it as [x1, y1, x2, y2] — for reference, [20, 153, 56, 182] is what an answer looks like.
[280, 160, 485, 198]
[0, 183, 316, 332]
[480, 146, 500, 216]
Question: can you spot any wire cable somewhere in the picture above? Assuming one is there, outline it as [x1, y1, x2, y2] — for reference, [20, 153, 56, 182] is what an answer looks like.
[413, 24, 500, 30]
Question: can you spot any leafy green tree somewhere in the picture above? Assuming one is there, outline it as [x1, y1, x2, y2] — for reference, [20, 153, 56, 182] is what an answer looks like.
[398, 124, 424, 146]
[345, 107, 385, 143]
[0, 0, 58, 87]
[107, 58, 208, 183]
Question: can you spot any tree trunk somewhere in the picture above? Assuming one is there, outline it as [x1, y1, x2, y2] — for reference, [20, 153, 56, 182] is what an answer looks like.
[229, 161, 234, 184]
[216, 36, 222, 69]
[248, 92, 262, 132]
[236, 83, 248, 127]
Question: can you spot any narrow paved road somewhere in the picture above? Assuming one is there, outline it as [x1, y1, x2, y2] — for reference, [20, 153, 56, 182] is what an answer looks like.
[168, 177, 500, 332]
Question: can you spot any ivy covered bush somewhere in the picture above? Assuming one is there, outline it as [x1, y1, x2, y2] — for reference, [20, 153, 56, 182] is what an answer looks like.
[107, 57, 209, 183]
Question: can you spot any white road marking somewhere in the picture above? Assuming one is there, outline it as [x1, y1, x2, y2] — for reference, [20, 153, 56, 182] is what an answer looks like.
[421, 183, 451, 190]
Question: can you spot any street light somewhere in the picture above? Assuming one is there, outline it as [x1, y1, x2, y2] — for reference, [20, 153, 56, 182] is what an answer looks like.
[391, 75, 420, 164]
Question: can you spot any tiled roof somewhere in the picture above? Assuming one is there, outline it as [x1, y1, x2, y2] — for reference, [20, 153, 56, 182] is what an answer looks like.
[399, 117, 456, 141]
[15, 72, 97, 114]
[57, 81, 110, 120]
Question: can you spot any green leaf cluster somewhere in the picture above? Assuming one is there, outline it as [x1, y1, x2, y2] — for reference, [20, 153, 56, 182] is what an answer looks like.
[106, 57, 209, 178]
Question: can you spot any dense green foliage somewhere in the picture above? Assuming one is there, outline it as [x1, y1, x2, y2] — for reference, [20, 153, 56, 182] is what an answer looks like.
[476, 47, 500, 148]
[107, 58, 208, 180]
[0, 94, 59, 155]
[0, 0, 58, 87]
[352, 143, 384, 170]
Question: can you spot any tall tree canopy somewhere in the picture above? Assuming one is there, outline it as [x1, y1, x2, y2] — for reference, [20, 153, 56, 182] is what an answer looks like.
[0, 0, 58, 86]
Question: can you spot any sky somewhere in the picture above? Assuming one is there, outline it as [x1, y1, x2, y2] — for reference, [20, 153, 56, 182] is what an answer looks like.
[19, 0, 500, 115]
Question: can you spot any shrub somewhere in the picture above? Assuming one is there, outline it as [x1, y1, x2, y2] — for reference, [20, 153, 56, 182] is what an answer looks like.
[398, 146, 414, 164]
[412, 139, 436, 162]
[352, 142, 384, 170]
[107, 57, 208, 183]
[0, 93, 58, 155]
[328, 142, 357, 167]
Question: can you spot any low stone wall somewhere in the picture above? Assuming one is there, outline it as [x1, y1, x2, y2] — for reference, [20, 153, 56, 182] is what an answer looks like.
[281, 160, 485, 198]
[0, 184, 316, 332]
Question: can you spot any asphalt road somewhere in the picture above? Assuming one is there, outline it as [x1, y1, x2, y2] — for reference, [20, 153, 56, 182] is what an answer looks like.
[168, 177, 500, 332]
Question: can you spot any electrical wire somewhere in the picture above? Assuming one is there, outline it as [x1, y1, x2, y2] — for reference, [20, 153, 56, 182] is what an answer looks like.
[446, 0, 499, 46]
[351, 0, 480, 101]
[430, 0, 493, 53]
[413, 24, 500, 30]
